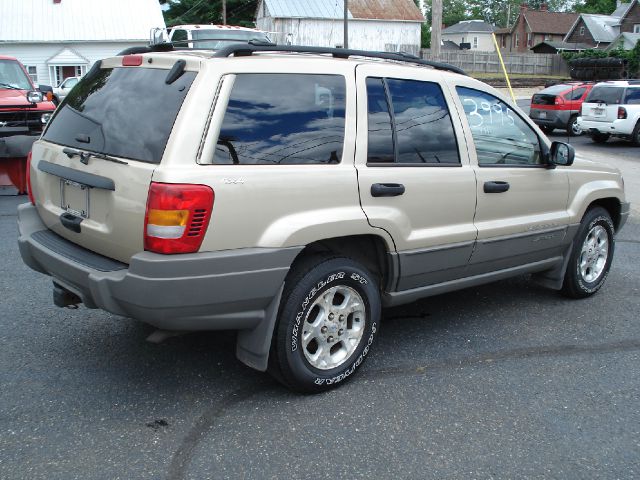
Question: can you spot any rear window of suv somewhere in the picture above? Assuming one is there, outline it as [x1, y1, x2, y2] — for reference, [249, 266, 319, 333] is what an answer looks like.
[585, 86, 624, 105]
[43, 67, 196, 164]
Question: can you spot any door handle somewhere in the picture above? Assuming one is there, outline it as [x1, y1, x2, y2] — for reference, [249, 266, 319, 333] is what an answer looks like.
[371, 183, 405, 197]
[484, 181, 510, 193]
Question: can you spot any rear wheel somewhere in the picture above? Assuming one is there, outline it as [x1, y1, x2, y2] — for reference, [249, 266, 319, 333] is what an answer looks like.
[568, 114, 582, 136]
[632, 121, 640, 147]
[561, 207, 615, 299]
[591, 132, 610, 144]
[269, 256, 381, 392]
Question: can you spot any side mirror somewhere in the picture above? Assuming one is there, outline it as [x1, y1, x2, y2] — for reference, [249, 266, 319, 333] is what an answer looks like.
[550, 141, 574, 167]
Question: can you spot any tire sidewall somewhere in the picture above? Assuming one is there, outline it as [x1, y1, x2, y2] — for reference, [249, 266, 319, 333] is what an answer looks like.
[279, 259, 380, 391]
[572, 212, 615, 295]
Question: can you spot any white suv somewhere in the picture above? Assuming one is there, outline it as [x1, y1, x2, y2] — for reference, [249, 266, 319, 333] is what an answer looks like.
[18, 44, 630, 392]
[578, 80, 640, 145]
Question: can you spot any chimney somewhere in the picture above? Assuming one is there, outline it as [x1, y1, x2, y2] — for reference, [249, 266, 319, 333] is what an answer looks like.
[540, 3, 548, 11]
[53, 0, 61, 3]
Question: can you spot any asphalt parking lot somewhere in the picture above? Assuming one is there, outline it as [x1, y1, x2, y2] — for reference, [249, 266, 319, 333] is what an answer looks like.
[1, 145, 639, 478]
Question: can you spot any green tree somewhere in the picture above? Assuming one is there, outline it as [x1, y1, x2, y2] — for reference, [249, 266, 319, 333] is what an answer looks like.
[576, 0, 617, 14]
[162, 0, 258, 27]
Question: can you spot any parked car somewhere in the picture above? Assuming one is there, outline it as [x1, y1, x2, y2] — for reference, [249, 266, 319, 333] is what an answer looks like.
[18, 45, 629, 392]
[52, 76, 81, 105]
[0, 55, 56, 138]
[153, 24, 272, 49]
[529, 82, 594, 136]
[578, 80, 640, 145]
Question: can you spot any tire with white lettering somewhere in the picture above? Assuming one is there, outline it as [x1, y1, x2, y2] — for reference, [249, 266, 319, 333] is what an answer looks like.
[561, 207, 615, 299]
[269, 256, 380, 392]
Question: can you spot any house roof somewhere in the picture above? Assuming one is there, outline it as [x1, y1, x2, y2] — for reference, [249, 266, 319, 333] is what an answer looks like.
[443, 20, 494, 34]
[442, 40, 461, 50]
[611, 2, 631, 18]
[605, 32, 640, 50]
[580, 14, 620, 42]
[521, 10, 579, 35]
[531, 41, 591, 52]
[261, 0, 423, 21]
[0, 0, 165, 43]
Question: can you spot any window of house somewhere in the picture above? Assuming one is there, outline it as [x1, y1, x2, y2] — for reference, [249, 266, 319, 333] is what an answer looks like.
[545, 34, 552, 41]
[213, 74, 346, 165]
[25, 66, 38, 84]
[456, 86, 542, 166]
[366, 77, 460, 165]
[579, 26, 585, 36]
[515, 33, 519, 47]
[634, 24, 640, 33]
[527, 33, 532, 46]
[473, 36, 479, 48]
[501, 35, 506, 47]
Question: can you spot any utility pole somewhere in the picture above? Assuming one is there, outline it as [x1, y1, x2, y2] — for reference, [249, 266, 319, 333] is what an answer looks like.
[222, 0, 227, 25]
[431, 0, 442, 56]
[344, 0, 349, 49]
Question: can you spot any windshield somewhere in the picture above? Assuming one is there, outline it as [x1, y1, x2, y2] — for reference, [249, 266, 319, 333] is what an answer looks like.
[43, 67, 196, 164]
[0, 59, 33, 90]
[190, 29, 270, 49]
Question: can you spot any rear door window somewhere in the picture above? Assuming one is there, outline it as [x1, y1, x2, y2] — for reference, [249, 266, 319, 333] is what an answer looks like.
[366, 77, 460, 165]
[213, 74, 346, 165]
[43, 67, 196, 164]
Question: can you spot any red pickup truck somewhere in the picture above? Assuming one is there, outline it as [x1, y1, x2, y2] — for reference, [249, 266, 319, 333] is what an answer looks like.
[1, 55, 56, 193]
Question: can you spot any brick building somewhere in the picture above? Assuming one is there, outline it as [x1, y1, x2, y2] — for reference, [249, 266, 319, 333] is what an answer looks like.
[495, 4, 578, 53]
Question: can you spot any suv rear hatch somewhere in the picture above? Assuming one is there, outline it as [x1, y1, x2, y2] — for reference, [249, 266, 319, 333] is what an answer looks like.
[30, 59, 197, 263]
[581, 85, 624, 123]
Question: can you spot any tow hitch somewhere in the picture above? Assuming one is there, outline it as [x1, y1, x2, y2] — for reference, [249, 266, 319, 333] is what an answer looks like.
[53, 282, 81, 309]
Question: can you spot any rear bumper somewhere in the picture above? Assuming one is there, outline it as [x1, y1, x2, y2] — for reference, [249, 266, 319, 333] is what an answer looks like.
[18, 203, 301, 331]
[530, 109, 572, 129]
[577, 118, 635, 136]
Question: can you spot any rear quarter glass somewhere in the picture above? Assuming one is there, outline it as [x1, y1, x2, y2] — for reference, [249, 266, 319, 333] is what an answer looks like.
[43, 67, 196, 164]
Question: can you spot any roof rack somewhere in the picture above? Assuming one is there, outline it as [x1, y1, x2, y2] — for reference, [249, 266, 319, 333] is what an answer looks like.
[116, 41, 466, 76]
[213, 43, 467, 76]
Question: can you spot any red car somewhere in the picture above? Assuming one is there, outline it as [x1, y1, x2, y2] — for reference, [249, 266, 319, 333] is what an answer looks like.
[529, 82, 594, 136]
[0, 55, 56, 138]
[1, 55, 56, 193]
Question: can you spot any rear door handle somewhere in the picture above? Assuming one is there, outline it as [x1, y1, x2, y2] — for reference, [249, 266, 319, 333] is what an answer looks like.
[371, 183, 405, 197]
[484, 181, 510, 193]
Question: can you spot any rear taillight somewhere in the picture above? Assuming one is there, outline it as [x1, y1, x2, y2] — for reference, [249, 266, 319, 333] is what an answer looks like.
[554, 96, 564, 105]
[26, 151, 35, 205]
[618, 107, 627, 119]
[144, 182, 214, 254]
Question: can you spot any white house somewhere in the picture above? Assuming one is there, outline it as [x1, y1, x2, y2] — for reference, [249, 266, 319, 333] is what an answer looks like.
[442, 20, 496, 52]
[0, 0, 165, 87]
[256, 0, 424, 55]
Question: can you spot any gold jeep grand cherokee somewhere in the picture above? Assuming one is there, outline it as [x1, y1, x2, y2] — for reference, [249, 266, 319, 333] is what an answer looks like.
[18, 43, 630, 392]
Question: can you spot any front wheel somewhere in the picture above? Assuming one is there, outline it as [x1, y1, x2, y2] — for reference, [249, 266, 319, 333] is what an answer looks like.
[561, 207, 615, 299]
[270, 256, 381, 392]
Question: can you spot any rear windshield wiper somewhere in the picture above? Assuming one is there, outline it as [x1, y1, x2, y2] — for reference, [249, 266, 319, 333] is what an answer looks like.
[0, 82, 21, 90]
[63, 147, 128, 165]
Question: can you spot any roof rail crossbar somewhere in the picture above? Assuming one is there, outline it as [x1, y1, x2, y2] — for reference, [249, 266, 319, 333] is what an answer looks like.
[213, 44, 467, 75]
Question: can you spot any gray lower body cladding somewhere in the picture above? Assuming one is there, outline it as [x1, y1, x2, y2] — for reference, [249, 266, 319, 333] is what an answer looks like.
[530, 109, 573, 129]
[17, 203, 302, 331]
